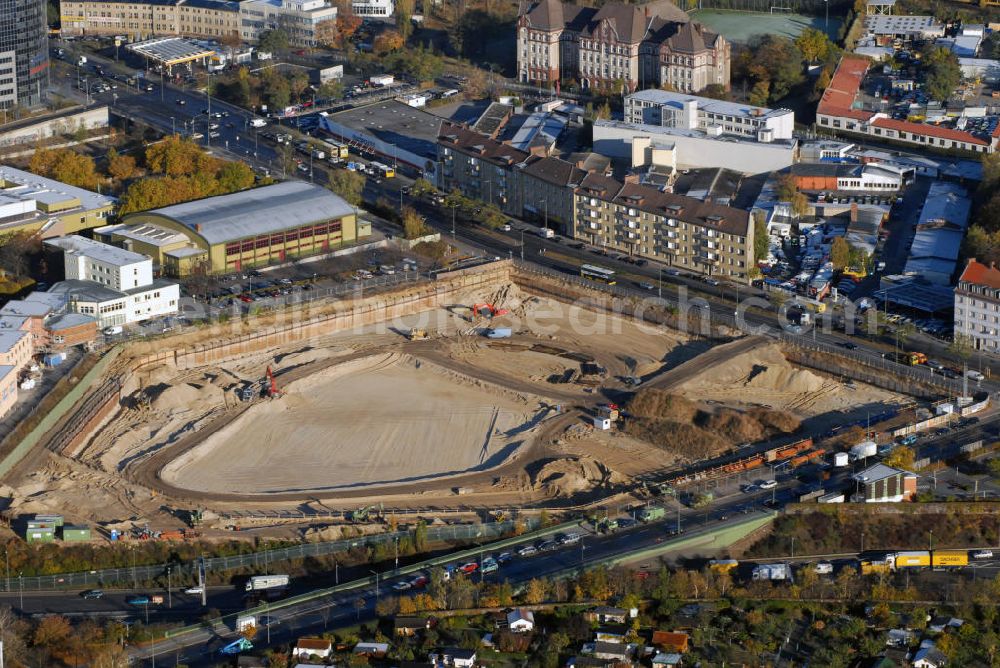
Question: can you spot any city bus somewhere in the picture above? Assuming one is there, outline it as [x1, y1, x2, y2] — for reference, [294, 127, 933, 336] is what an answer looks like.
[372, 162, 395, 179]
[580, 264, 616, 285]
[323, 140, 349, 160]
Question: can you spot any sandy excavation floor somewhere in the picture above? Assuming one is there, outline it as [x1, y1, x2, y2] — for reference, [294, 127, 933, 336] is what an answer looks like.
[161, 353, 544, 494]
[677, 343, 906, 423]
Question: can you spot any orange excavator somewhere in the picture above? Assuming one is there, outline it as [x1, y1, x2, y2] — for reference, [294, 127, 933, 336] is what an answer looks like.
[266, 365, 282, 398]
[472, 303, 509, 318]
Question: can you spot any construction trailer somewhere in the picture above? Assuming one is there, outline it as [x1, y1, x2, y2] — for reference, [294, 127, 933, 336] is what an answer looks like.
[61, 525, 92, 541]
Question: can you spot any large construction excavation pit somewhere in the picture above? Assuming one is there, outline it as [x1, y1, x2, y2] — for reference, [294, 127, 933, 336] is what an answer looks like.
[3, 269, 915, 529]
[160, 352, 544, 494]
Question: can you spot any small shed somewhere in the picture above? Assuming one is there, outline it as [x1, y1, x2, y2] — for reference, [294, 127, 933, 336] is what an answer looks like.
[294, 637, 332, 660]
[507, 608, 535, 633]
[395, 616, 431, 636]
[652, 653, 682, 668]
[593, 417, 611, 430]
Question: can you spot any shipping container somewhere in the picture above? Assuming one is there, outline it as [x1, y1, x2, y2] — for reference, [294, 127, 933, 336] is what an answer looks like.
[34, 514, 64, 527]
[61, 525, 91, 542]
[894, 551, 931, 568]
[26, 528, 56, 543]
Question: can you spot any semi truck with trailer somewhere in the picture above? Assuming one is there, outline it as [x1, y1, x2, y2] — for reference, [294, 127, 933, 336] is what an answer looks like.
[860, 550, 970, 573]
[245, 574, 290, 592]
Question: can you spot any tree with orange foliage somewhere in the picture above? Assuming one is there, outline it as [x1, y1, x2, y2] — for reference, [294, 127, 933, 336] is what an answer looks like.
[337, 15, 362, 46]
[374, 30, 404, 55]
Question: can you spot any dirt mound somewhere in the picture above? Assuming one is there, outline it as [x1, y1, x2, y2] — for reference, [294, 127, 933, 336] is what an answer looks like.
[623, 419, 731, 460]
[625, 389, 698, 422]
[150, 382, 224, 414]
[532, 457, 625, 496]
[682, 343, 824, 394]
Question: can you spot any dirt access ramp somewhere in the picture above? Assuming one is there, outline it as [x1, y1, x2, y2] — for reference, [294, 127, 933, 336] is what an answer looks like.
[639, 335, 768, 391]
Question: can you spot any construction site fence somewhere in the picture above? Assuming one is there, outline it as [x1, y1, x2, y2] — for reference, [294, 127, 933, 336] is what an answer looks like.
[0, 518, 542, 593]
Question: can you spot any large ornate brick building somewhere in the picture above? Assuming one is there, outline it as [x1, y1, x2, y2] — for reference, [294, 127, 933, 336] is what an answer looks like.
[516, 0, 729, 93]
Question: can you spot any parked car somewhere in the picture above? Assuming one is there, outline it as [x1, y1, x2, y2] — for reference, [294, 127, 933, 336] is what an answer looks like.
[81, 589, 103, 599]
[974, 550, 994, 559]
[759, 479, 778, 490]
[458, 562, 478, 574]
[392, 581, 412, 591]
[517, 545, 537, 557]
[183, 586, 204, 595]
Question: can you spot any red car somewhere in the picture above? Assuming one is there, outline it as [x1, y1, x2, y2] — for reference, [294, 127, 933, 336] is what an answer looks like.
[409, 575, 428, 588]
[458, 562, 478, 574]
[238, 294, 253, 303]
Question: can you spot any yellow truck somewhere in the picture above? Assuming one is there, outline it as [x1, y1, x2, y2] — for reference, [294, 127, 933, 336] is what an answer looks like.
[708, 559, 739, 574]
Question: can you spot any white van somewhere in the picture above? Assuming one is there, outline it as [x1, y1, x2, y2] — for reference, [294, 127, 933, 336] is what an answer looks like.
[966, 370, 985, 382]
[103, 326, 123, 336]
[538, 227, 554, 239]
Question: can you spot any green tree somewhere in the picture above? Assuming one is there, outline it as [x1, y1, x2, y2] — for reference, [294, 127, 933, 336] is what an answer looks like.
[884, 445, 916, 471]
[318, 80, 344, 100]
[753, 212, 768, 263]
[748, 80, 770, 106]
[395, 0, 415, 40]
[830, 236, 851, 271]
[258, 28, 290, 53]
[401, 206, 427, 239]
[328, 169, 365, 206]
[987, 458, 1000, 480]
[701, 83, 730, 100]
[922, 45, 961, 102]
[217, 161, 254, 192]
[795, 28, 832, 63]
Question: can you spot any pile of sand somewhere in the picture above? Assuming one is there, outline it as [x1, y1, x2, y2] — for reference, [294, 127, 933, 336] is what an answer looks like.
[150, 382, 224, 414]
[532, 456, 625, 497]
[682, 344, 824, 394]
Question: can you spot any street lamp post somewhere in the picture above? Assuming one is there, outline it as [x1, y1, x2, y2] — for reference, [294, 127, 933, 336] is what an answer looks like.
[170, 116, 175, 135]
[369, 570, 379, 602]
[658, 267, 662, 299]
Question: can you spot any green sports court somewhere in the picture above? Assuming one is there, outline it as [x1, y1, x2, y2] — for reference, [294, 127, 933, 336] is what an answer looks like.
[690, 9, 842, 43]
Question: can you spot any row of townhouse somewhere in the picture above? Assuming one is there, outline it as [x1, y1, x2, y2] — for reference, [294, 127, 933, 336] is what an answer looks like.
[437, 122, 754, 282]
[60, 0, 338, 46]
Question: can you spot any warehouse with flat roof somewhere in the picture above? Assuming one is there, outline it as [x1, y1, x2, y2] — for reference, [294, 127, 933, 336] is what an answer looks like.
[119, 181, 366, 274]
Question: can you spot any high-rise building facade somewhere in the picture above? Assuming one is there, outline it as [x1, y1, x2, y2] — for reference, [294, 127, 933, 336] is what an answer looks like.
[0, 0, 49, 109]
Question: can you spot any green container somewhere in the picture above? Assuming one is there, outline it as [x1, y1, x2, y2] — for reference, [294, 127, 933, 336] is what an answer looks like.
[26, 527, 55, 543]
[61, 525, 91, 542]
[34, 514, 64, 527]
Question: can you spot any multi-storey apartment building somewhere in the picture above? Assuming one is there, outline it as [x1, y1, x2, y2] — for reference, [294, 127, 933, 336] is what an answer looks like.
[574, 172, 753, 281]
[438, 123, 528, 218]
[624, 89, 794, 141]
[437, 122, 589, 233]
[955, 258, 1000, 352]
[60, 0, 241, 40]
[239, 0, 338, 46]
[516, 0, 729, 93]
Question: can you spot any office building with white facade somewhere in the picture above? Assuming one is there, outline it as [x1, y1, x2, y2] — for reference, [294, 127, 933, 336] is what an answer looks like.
[352, 0, 393, 17]
[45, 235, 152, 291]
[624, 89, 795, 141]
[43, 235, 179, 328]
[239, 0, 337, 46]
